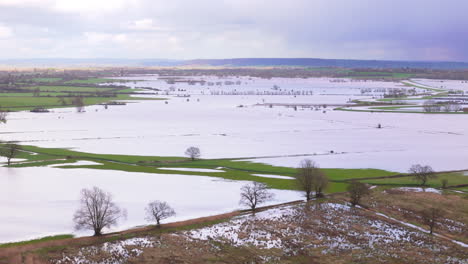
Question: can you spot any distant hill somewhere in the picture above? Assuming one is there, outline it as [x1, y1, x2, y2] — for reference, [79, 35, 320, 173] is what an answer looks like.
[1, 58, 467, 69]
[181, 58, 468, 69]
[0, 58, 181, 68]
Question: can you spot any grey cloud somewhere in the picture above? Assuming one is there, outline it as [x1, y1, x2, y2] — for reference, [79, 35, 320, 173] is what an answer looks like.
[0, 0, 466, 61]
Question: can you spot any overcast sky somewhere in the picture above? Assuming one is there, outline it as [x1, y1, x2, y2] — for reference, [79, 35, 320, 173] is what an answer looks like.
[0, 0, 466, 61]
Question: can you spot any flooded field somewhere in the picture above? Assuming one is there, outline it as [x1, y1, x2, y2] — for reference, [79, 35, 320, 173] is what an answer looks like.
[0, 166, 300, 243]
[1, 75, 468, 243]
[2, 76, 468, 172]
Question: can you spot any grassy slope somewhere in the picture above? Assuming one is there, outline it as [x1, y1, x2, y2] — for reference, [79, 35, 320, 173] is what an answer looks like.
[0, 235, 73, 248]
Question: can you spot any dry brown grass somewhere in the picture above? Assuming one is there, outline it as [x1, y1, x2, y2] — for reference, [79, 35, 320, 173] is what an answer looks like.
[362, 189, 468, 243]
[46, 200, 468, 264]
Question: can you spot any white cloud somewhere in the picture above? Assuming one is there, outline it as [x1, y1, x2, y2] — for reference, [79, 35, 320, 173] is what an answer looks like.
[52, 0, 130, 13]
[0, 25, 13, 39]
[0, 0, 467, 61]
[0, 0, 48, 6]
[83, 32, 127, 44]
[125, 18, 169, 31]
[0, 0, 132, 14]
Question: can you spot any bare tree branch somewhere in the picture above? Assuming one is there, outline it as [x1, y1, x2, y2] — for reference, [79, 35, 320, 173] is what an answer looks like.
[239, 182, 274, 211]
[347, 181, 371, 207]
[295, 159, 328, 200]
[145, 200, 176, 227]
[409, 164, 436, 186]
[73, 186, 126, 236]
[185, 146, 201, 161]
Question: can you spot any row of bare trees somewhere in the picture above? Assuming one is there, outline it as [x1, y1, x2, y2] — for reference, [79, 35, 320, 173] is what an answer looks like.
[72, 160, 442, 237]
[239, 159, 371, 210]
[73, 186, 176, 236]
[74, 181, 272, 236]
[423, 99, 462, 113]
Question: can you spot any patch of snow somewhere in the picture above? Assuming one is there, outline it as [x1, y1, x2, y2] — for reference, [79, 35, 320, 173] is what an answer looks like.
[54, 237, 155, 264]
[396, 187, 441, 194]
[186, 205, 297, 249]
[375, 212, 468, 248]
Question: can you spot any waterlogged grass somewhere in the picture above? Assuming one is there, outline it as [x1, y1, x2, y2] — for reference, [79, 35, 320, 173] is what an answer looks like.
[362, 172, 468, 188]
[0, 93, 160, 111]
[0, 234, 74, 248]
[0, 76, 158, 111]
[349, 71, 413, 79]
[376, 96, 434, 102]
[402, 81, 446, 92]
[4, 144, 402, 193]
[335, 107, 468, 115]
[19, 145, 182, 164]
[64, 78, 120, 84]
[9, 159, 78, 168]
[369, 105, 419, 110]
[31, 77, 63, 83]
[22, 85, 117, 93]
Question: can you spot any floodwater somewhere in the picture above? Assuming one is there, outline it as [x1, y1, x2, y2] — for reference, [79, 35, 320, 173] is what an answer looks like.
[2, 76, 468, 172]
[0, 166, 300, 243]
[1, 76, 468, 242]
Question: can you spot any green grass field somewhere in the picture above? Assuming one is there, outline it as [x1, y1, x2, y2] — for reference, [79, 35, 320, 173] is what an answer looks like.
[14, 142, 463, 195]
[402, 81, 446, 92]
[0, 77, 152, 111]
[0, 234, 73, 248]
[22, 85, 118, 92]
[64, 78, 120, 84]
[3, 144, 404, 193]
[0, 92, 159, 111]
[362, 172, 468, 188]
[348, 71, 413, 79]
[31, 77, 63, 83]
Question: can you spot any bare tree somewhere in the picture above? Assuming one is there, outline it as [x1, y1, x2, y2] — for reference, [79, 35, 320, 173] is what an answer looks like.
[145, 200, 176, 227]
[442, 103, 461, 112]
[295, 159, 328, 200]
[73, 186, 126, 236]
[72, 96, 85, 112]
[347, 181, 371, 207]
[409, 164, 436, 186]
[420, 207, 443, 234]
[239, 182, 274, 211]
[57, 97, 67, 106]
[185, 146, 201, 161]
[441, 179, 449, 189]
[0, 109, 7, 124]
[33, 88, 40, 97]
[1, 143, 21, 165]
[423, 100, 441, 113]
